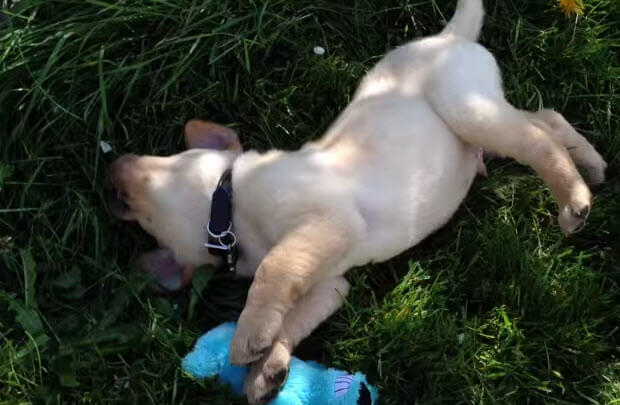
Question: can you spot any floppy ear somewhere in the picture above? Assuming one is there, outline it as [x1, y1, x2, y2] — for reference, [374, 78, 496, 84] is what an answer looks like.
[184, 119, 242, 152]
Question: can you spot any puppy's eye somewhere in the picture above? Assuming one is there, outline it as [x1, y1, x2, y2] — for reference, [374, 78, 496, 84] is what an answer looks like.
[109, 187, 135, 220]
[115, 188, 131, 211]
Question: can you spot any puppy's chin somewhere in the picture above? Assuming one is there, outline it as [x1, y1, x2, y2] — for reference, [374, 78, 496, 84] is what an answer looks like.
[138, 248, 195, 292]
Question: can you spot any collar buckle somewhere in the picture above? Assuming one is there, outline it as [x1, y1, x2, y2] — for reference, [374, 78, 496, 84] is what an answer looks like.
[204, 221, 237, 251]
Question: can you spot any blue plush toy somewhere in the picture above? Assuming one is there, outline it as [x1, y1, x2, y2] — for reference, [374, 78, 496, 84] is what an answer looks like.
[182, 322, 378, 405]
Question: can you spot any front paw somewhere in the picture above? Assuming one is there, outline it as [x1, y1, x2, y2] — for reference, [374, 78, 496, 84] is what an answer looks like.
[244, 342, 291, 405]
[230, 308, 283, 365]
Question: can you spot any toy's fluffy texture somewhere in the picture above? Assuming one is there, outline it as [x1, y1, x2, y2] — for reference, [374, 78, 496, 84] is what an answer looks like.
[182, 322, 248, 395]
[182, 323, 378, 405]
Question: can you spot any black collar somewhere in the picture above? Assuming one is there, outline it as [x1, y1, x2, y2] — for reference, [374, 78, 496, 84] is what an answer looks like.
[205, 169, 238, 273]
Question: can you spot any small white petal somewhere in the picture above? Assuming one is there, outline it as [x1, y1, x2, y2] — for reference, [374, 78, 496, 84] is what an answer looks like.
[313, 46, 325, 55]
[100, 140, 112, 154]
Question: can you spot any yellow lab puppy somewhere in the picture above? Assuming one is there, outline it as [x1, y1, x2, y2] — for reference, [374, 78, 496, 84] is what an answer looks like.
[109, 0, 606, 402]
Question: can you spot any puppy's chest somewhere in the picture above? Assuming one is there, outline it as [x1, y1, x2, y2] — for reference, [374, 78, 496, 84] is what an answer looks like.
[232, 214, 270, 277]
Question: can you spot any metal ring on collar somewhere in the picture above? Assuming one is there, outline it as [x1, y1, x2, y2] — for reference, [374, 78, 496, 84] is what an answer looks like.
[204, 221, 237, 251]
[206, 221, 232, 239]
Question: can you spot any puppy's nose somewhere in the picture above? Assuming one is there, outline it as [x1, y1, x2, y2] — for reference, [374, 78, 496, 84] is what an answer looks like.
[108, 154, 139, 220]
[109, 154, 139, 178]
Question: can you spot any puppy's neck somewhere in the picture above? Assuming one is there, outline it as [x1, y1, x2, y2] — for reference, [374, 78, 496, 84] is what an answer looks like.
[228, 149, 288, 277]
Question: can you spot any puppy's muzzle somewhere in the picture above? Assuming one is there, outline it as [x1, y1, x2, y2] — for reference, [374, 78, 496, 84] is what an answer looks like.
[108, 154, 139, 221]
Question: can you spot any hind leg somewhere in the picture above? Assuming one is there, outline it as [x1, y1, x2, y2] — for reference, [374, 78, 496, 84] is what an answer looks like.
[427, 43, 594, 235]
[527, 109, 607, 184]
[438, 96, 591, 235]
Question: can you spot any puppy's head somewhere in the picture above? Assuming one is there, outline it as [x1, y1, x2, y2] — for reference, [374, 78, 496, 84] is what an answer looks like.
[108, 120, 242, 271]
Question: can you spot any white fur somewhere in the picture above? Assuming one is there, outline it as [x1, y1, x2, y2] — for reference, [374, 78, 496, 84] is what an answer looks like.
[232, 95, 479, 277]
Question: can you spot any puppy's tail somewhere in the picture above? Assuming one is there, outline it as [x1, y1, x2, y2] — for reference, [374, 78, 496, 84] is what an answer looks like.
[440, 0, 484, 41]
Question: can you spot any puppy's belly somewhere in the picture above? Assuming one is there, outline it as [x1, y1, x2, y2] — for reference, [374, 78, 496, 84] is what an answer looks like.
[350, 152, 477, 266]
[332, 100, 479, 268]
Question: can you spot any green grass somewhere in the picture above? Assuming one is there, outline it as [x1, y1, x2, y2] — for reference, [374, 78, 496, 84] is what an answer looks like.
[0, 0, 618, 403]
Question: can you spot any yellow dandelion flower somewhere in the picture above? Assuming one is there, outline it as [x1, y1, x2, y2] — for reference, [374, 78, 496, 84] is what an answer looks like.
[558, 0, 585, 17]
